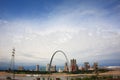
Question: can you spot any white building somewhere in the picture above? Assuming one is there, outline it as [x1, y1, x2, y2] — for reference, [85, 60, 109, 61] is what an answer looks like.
[36, 64, 39, 71]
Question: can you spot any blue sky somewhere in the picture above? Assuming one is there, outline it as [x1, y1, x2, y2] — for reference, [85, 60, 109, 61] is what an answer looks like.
[0, 0, 120, 68]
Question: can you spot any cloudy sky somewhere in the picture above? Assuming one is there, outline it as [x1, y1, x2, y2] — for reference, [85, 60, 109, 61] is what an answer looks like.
[0, 0, 120, 67]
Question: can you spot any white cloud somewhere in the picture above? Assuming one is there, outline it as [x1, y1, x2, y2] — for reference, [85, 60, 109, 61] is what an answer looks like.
[0, 1, 120, 66]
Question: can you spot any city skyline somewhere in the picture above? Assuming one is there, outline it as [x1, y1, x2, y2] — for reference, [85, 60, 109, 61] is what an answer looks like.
[0, 0, 120, 68]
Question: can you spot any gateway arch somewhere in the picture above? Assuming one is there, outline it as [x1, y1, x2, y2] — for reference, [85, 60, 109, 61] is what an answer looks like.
[48, 50, 70, 73]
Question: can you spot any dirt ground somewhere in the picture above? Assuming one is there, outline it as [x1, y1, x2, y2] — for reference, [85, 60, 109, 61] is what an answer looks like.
[0, 70, 120, 77]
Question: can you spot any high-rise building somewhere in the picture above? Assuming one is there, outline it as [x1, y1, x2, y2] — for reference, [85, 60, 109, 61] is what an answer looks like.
[46, 64, 50, 71]
[64, 62, 69, 71]
[50, 65, 56, 72]
[93, 62, 98, 75]
[93, 62, 98, 70]
[36, 64, 39, 71]
[84, 62, 90, 71]
[70, 59, 78, 72]
[18, 66, 24, 71]
[46, 64, 56, 72]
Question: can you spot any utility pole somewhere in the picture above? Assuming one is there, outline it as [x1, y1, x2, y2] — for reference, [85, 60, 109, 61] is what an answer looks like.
[12, 48, 15, 80]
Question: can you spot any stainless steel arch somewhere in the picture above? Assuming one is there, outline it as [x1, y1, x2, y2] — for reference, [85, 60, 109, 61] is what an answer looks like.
[48, 50, 69, 73]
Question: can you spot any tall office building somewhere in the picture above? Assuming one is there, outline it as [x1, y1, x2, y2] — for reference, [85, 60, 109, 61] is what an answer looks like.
[64, 62, 69, 71]
[46, 64, 50, 71]
[36, 64, 39, 71]
[46, 64, 56, 72]
[50, 65, 56, 72]
[84, 62, 90, 71]
[93, 62, 98, 75]
[93, 62, 98, 70]
[18, 66, 24, 71]
[70, 59, 78, 72]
